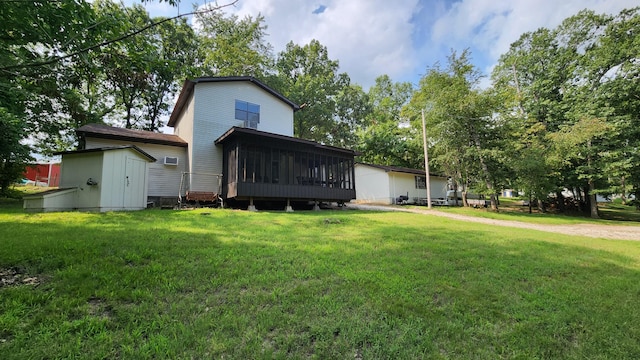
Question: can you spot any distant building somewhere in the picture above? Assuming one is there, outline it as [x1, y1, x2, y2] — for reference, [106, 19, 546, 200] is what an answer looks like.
[354, 163, 448, 205]
[22, 163, 60, 187]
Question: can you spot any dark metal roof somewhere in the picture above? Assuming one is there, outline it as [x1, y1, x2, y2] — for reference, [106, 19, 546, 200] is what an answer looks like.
[357, 162, 447, 178]
[77, 123, 187, 147]
[54, 145, 157, 162]
[215, 126, 356, 156]
[167, 76, 300, 127]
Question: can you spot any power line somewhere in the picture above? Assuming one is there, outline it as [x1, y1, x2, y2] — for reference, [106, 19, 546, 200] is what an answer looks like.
[1, 0, 238, 72]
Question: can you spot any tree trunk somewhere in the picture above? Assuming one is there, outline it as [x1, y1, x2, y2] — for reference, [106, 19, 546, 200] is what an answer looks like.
[489, 193, 498, 212]
[589, 179, 599, 219]
[453, 183, 459, 206]
[528, 194, 532, 214]
[587, 139, 599, 219]
[555, 190, 565, 213]
[462, 191, 469, 207]
[471, 132, 497, 211]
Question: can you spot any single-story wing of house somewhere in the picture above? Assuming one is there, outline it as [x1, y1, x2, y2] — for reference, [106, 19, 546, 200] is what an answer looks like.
[354, 163, 449, 205]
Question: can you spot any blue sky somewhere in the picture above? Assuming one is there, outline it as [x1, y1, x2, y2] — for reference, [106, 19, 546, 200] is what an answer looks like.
[134, 0, 636, 88]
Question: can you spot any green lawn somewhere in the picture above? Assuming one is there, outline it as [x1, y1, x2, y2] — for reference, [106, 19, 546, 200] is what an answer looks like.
[1, 202, 640, 359]
[426, 198, 640, 225]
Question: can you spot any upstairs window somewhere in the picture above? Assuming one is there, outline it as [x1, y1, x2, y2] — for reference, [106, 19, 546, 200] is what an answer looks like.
[235, 100, 260, 129]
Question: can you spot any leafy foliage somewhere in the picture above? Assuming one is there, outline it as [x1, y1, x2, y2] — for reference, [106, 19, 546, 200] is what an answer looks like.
[0, 108, 32, 195]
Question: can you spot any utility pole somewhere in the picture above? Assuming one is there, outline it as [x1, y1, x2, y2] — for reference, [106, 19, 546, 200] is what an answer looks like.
[421, 109, 432, 209]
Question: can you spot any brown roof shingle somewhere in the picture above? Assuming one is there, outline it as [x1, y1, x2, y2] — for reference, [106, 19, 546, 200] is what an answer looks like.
[77, 124, 188, 147]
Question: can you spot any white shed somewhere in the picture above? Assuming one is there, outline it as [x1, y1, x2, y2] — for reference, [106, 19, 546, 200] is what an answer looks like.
[354, 163, 449, 205]
[23, 146, 155, 212]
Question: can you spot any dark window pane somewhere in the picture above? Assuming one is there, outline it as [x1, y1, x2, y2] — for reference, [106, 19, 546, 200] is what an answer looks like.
[236, 109, 248, 121]
[248, 103, 260, 113]
[235, 100, 248, 111]
[248, 112, 260, 123]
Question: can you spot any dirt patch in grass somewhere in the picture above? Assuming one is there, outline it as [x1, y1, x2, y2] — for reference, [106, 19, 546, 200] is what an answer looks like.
[0, 267, 41, 288]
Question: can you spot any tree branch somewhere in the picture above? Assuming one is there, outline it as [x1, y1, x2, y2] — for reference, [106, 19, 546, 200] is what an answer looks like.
[1, 0, 238, 72]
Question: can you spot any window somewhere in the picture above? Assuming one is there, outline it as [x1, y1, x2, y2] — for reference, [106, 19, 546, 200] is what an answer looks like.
[415, 175, 426, 189]
[235, 100, 260, 129]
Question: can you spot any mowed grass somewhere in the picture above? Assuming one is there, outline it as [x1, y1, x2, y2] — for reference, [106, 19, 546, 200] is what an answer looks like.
[429, 198, 640, 225]
[1, 204, 640, 359]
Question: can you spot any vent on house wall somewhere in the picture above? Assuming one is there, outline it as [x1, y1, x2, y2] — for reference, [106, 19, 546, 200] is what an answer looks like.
[164, 156, 178, 166]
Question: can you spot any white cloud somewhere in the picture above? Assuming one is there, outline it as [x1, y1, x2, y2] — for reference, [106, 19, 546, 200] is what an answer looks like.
[136, 0, 637, 89]
[431, 0, 638, 72]
[223, 0, 420, 88]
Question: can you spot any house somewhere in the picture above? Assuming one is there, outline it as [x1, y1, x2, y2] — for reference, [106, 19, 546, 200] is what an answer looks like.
[354, 163, 448, 205]
[166, 76, 356, 210]
[22, 163, 61, 187]
[23, 146, 155, 212]
[26, 76, 356, 211]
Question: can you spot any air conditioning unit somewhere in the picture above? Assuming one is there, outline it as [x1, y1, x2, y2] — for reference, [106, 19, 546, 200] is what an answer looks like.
[163, 156, 178, 166]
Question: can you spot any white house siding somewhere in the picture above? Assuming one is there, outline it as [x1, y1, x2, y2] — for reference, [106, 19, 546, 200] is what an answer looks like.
[189, 81, 294, 192]
[173, 92, 195, 184]
[354, 164, 449, 205]
[354, 165, 391, 204]
[84, 138, 186, 198]
[388, 172, 449, 203]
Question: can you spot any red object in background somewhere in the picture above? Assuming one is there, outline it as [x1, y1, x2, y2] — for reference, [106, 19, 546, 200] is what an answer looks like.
[23, 163, 61, 187]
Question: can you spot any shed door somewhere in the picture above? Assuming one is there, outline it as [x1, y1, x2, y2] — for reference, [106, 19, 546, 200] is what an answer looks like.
[124, 157, 147, 208]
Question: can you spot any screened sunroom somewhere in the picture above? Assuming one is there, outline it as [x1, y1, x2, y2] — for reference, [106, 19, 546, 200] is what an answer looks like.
[215, 127, 356, 206]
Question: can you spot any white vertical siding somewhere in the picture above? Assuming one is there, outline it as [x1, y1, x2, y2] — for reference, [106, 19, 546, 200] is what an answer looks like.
[354, 164, 449, 204]
[354, 164, 392, 204]
[85, 138, 186, 197]
[189, 81, 294, 192]
[60, 152, 104, 209]
[173, 93, 195, 180]
[100, 149, 124, 209]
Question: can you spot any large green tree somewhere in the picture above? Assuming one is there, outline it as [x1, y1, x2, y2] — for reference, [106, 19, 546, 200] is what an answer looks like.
[195, 11, 272, 79]
[272, 40, 350, 144]
[357, 75, 418, 168]
[1, 0, 99, 154]
[0, 108, 32, 195]
[408, 50, 508, 210]
[493, 7, 640, 216]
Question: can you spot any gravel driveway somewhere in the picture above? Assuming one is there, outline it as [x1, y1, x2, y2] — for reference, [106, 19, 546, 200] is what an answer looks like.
[346, 204, 640, 241]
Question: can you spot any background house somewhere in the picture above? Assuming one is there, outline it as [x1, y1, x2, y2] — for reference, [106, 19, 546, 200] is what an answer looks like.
[354, 163, 448, 205]
[22, 163, 60, 187]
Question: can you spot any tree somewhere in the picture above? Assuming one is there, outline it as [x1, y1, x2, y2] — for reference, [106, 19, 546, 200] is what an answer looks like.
[1, 0, 99, 154]
[273, 40, 350, 144]
[195, 11, 273, 79]
[492, 7, 640, 217]
[333, 84, 372, 149]
[0, 108, 32, 195]
[357, 75, 418, 168]
[139, 17, 199, 131]
[408, 50, 507, 210]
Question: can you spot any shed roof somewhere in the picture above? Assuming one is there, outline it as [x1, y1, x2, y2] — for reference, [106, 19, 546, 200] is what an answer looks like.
[76, 123, 187, 147]
[168, 76, 299, 127]
[54, 145, 157, 162]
